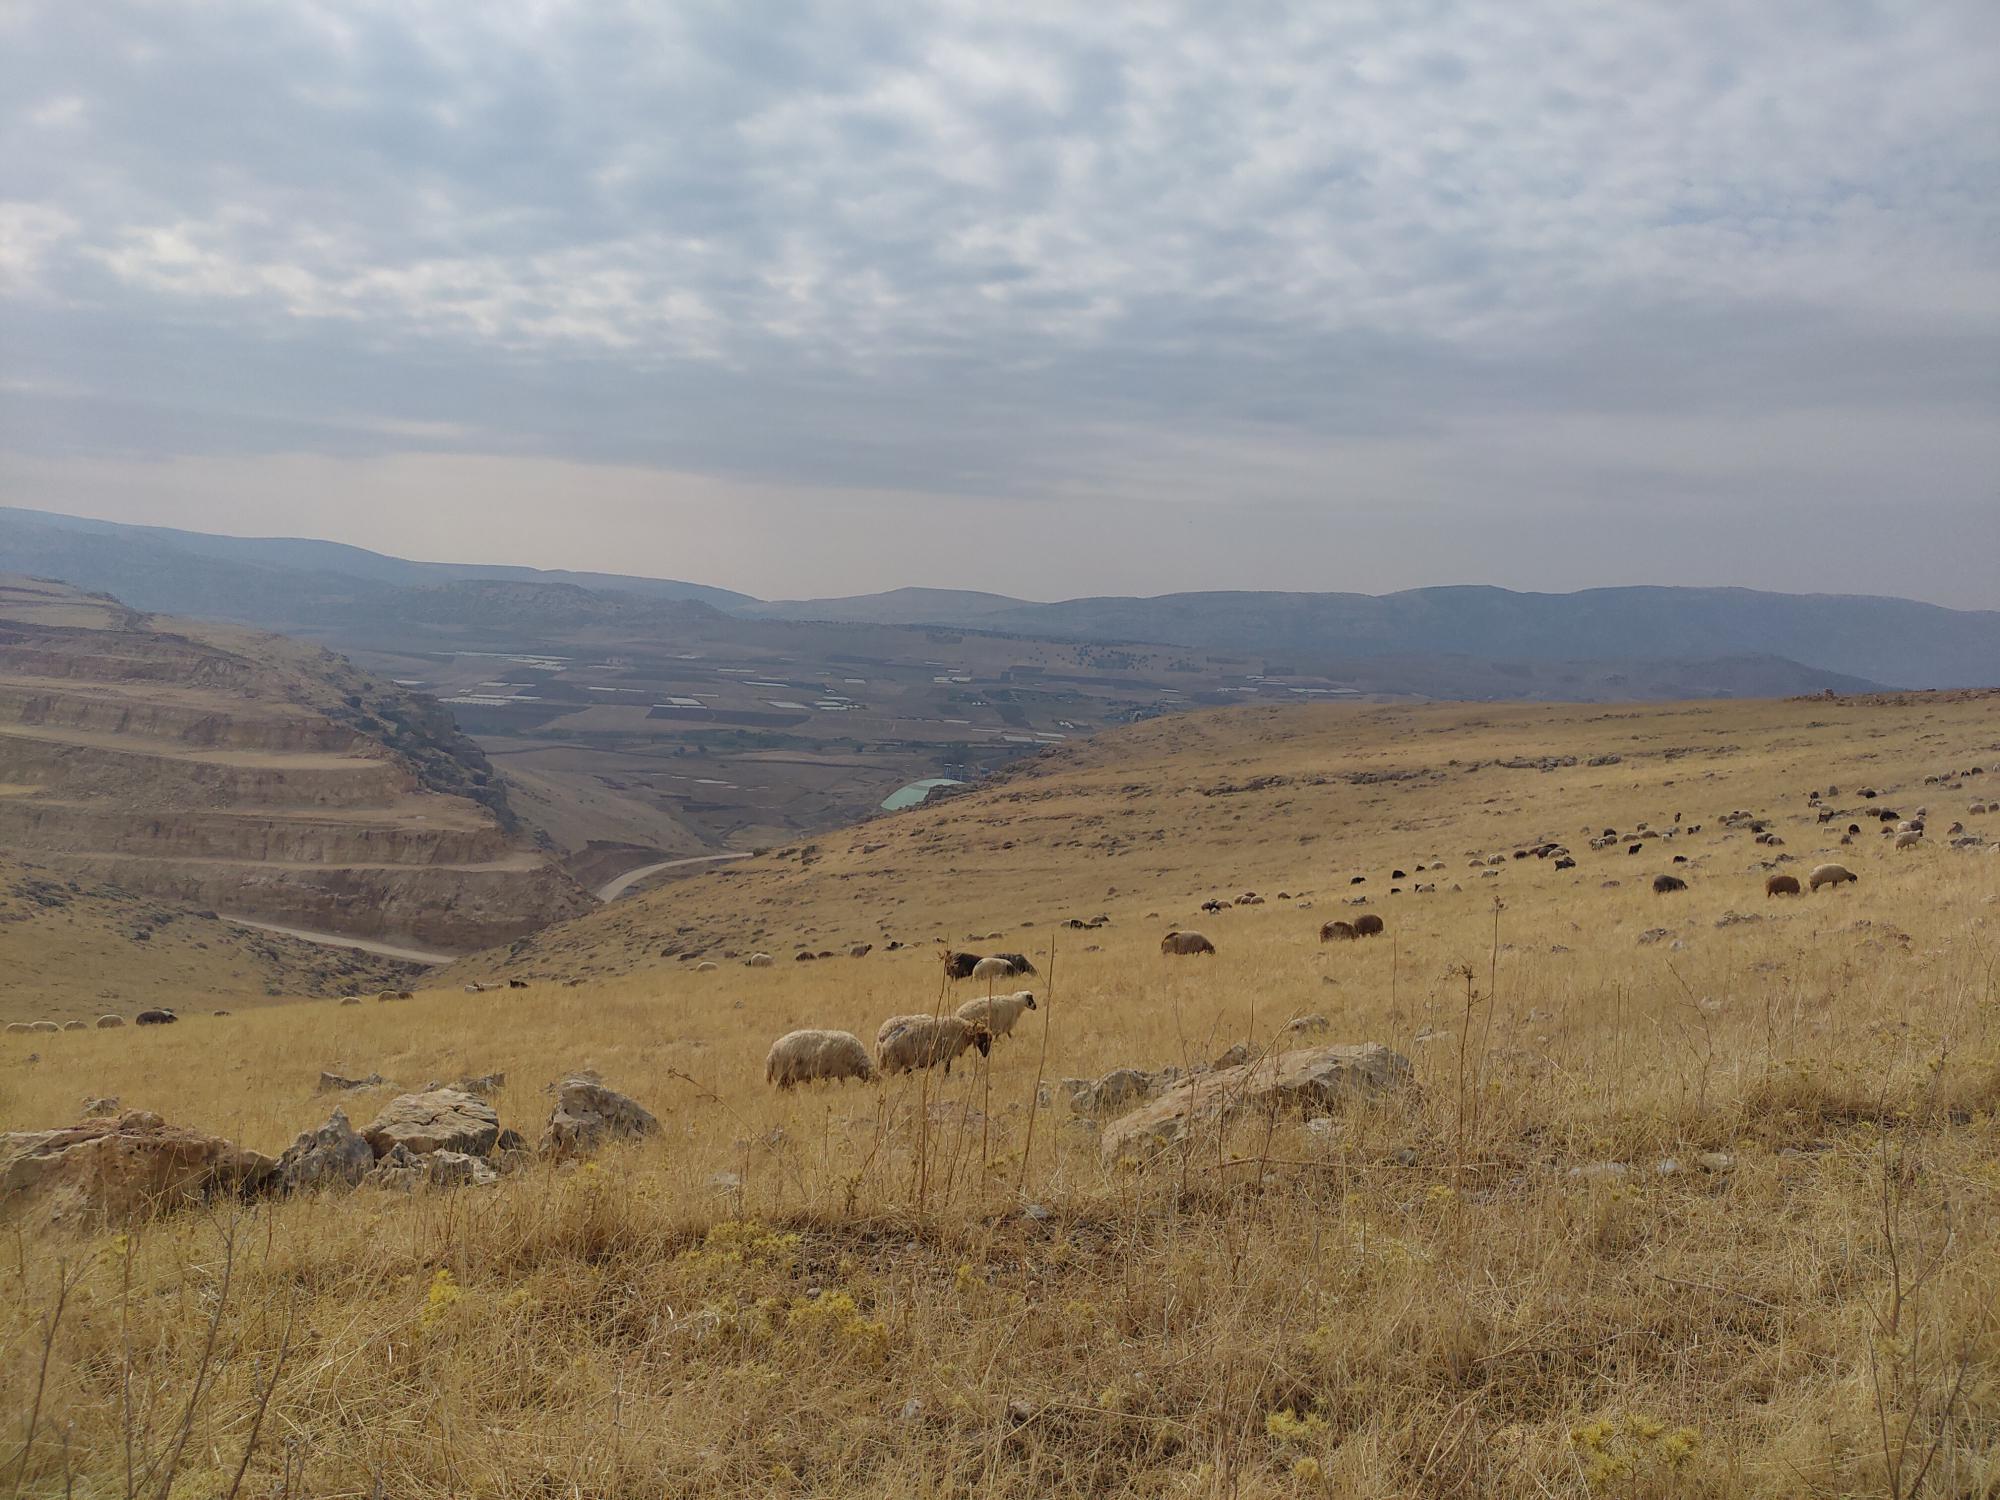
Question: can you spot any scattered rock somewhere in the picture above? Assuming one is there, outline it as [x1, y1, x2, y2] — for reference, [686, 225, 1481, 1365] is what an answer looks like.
[1100, 1044, 1413, 1160]
[366, 1143, 498, 1191]
[1636, 928, 1671, 945]
[1566, 1161, 1630, 1183]
[0, 1110, 275, 1225]
[318, 1071, 387, 1093]
[1697, 1151, 1735, 1173]
[540, 1072, 659, 1158]
[277, 1108, 374, 1192]
[361, 1089, 500, 1158]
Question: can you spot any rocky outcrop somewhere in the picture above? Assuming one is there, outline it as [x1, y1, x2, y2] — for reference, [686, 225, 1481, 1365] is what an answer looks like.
[365, 1144, 498, 1191]
[0, 580, 588, 951]
[1100, 1043, 1414, 1160]
[277, 1108, 374, 1191]
[540, 1072, 659, 1158]
[0, 1110, 275, 1225]
[361, 1089, 499, 1158]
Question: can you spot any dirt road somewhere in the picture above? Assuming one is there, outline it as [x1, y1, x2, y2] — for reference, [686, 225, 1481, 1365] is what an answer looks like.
[594, 851, 752, 902]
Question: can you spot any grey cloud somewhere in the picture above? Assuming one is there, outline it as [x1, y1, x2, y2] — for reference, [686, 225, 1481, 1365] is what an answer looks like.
[1, 1, 1997, 605]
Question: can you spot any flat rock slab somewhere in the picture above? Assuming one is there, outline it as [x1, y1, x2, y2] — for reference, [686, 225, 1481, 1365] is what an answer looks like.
[1, 1110, 275, 1226]
[1100, 1043, 1413, 1161]
[361, 1089, 499, 1158]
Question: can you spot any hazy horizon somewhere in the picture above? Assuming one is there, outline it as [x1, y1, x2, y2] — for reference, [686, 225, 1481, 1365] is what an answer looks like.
[4, 4, 1997, 608]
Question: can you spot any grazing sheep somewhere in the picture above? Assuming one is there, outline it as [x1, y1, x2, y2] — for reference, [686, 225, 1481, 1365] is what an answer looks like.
[794, 951, 816, 963]
[1808, 863, 1859, 891]
[993, 952, 1037, 976]
[766, 1029, 874, 1088]
[1894, 830, 1923, 850]
[746, 953, 775, 968]
[1765, 874, 1803, 898]
[135, 1009, 178, 1025]
[876, 1014, 992, 1076]
[1353, 913, 1385, 937]
[695, 961, 720, 972]
[941, 950, 982, 980]
[1652, 874, 1689, 894]
[95, 1014, 125, 1028]
[1161, 930, 1217, 956]
[849, 943, 872, 958]
[1286, 1013, 1331, 1035]
[1319, 919, 1357, 942]
[62, 1019, 88, 1031]
[955, 990, 1038, 1039]
[971, 955, 1016, 983]
[1201, 898, 1232, 913]
[1555, 856, 1576, 870]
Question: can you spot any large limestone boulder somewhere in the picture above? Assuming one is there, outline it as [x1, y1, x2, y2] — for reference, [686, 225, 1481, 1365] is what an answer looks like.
[0, 1110, 276, 1226]
[540, 1072, 659, 1159]
[361, 1089, 499, 1158]
[277, 1108, 375, 1192]
[1100, 1044, 1413, 1160]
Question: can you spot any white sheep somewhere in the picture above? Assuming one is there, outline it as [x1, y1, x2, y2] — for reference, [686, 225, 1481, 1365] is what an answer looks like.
[745, 953, 775, 968]
[970, 955, 1017, 983]
[765, 1029, 874, 1088]
[1894, 829, 1923, 850]
[876, 1014, 992, 1076]
[953, 990, 1037, 1040]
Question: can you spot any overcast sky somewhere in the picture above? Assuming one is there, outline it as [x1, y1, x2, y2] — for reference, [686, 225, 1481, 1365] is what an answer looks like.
[2, 2, 1996, 607]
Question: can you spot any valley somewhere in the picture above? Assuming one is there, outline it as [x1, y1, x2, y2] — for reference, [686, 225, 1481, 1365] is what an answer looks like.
[5, 689, 1997, 1494]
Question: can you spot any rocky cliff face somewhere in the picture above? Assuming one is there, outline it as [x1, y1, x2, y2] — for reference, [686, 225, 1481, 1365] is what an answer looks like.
[0, 578, 590, 951]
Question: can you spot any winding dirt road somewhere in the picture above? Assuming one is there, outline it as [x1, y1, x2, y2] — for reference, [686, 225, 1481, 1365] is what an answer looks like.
[594, 851, 752, 902]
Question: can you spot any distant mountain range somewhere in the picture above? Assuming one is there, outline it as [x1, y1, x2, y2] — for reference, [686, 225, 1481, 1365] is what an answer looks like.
[3, 504, 1994, 690]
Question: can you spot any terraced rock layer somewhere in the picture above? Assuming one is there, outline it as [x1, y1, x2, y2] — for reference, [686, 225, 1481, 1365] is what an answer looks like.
[0, 578, 590, 951]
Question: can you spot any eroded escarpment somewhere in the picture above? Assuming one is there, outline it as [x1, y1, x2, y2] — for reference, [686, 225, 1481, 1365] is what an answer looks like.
[0, 578, 590, 950]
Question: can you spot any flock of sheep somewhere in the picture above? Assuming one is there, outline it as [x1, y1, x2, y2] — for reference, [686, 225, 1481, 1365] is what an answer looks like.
[765, 949, 1043, 1087]
[756, 779, 1941, 1094]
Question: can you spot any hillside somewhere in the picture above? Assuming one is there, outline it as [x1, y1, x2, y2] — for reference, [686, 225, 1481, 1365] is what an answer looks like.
[0, 577, 591, 951]
[5, 688, 1998, 1496]
[0, 505, 752, 610]
[4, 507, 1996, 689]
[449, 685, 2000, 983]
[768, 584, 2000, 690]
[0, 849, 421, 1022]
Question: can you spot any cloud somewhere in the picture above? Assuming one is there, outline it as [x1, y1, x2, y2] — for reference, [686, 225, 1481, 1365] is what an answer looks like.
[0, 0, 1996, 604]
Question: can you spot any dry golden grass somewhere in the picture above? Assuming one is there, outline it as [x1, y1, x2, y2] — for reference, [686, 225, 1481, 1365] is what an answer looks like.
[4, 692, 1999, 1496]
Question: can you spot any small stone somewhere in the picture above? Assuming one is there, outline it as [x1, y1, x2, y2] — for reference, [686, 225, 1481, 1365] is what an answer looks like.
[1697, 1151, 1734, 1172]
[1567, 1161, 1629, 1183]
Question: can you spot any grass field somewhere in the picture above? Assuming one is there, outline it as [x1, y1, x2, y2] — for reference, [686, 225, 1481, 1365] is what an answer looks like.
[3, 692, 1998, 1496]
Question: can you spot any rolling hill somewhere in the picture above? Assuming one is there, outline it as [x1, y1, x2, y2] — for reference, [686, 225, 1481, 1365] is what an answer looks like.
[8, 688, 1998, 1496]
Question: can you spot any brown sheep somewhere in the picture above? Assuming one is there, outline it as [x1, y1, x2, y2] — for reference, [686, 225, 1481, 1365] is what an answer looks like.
[1319, 919, 1357, 942]
[1765, 873, 1802, 897]
[1652, 874, 1688, 894]
[1353, 913, 1385, 937]
[1161, 930, 1217, 956]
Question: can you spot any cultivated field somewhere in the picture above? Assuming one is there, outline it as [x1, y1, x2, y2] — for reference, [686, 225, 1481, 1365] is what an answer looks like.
[3, 692, 1998, 1496]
